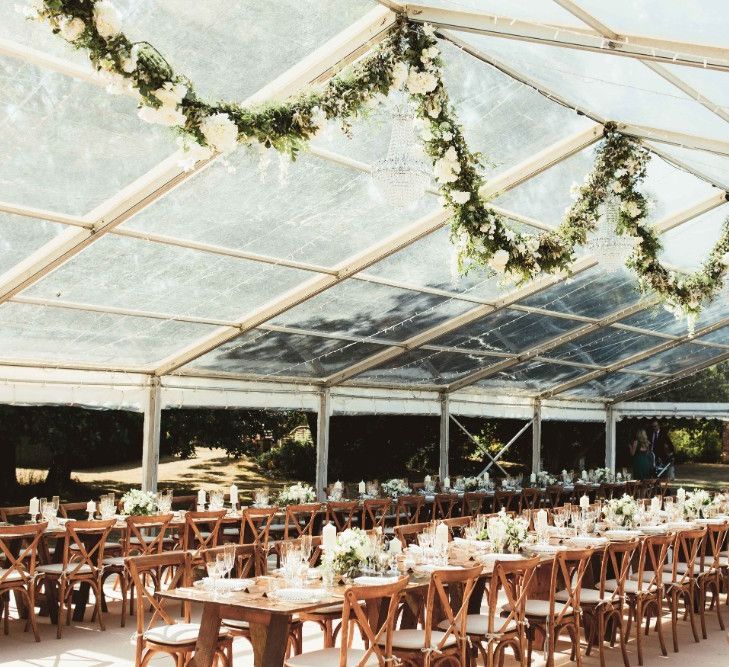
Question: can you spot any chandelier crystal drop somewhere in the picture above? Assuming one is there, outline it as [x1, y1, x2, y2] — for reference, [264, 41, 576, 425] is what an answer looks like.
[588, 192, 640, 274]
[372, 103, 430, 208]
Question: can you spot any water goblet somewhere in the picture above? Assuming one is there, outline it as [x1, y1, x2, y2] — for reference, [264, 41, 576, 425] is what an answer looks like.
[205, 560, 221, 598]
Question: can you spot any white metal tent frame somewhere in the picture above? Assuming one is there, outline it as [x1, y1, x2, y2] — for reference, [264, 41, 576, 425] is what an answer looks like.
[4, 2, 729, 490]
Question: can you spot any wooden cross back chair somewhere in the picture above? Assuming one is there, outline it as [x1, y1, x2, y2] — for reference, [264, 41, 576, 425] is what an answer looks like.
[181, 509, 226, 553]
[470, 556, 540, 667]
[493, 490, 519, 514]
[127, 550, 232, 667]
[326, 501, 359, 531]
[393, 494, 425, 528]
[462, 491, 487, 517]
[362, 498, 391, 531]
[37, 519, 115, 639]
[0, 522, 47, 641]
[394, 521, 431, 549]
[442, 516, 472, 538]
[283, 503, 321, 540]
[545, 485, 563, 508]
[285, 576, 409, 667]
[433, 493, 459, 519]
[697, 520, 728, 638]
[0, 506, 31, 524]
[520, 487, 541, 512]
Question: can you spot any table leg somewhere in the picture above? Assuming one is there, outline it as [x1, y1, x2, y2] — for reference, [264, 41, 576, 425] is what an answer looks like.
[72, 582, 91, 621]
[186, 602, 222, 667]
[249, 615, 291, 667]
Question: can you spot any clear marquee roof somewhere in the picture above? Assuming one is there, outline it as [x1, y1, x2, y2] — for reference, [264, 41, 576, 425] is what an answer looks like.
[3, 0, 729, 417]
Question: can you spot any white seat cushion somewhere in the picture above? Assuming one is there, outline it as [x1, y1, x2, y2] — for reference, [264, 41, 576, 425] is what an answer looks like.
[557, 589, 611, 605]
[377, 629, 457, 650]
[630, 571, 676, 585]
[144, 622, 227, 646]
[71, 542, 120, 551]
[662, 562, 693, 575]
[438, 614, 517, 636]
[0, 568, 24, 582]
[518, 600, 572, 617]
[286, 648, 379, 667]
[604, 579, 656, 594]
[103, 556, 125, 567]
[37, 563, 93, 575]
[303, 603, 344, 616]
[222, 618, 250, 630]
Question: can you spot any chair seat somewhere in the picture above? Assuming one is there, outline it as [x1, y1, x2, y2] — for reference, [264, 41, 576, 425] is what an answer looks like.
[0, 569, 24, 583]
[222, 528, 240, 536]
[630, 571, 679, 586]
[144, 622, 228, 646]
[662, 562, 693, 575]
[222, 618, 250, 630]
[37, 563, 93, 576]
[558, 589, 612, 605]
[103, 556, 126, 567]
[439, 614, 517, 636]
[377, 629, 457, 650]
[286, 648, 379, 667]
[604, 578, 656, 594]
[71, 542, 120, 552]
[509, 600, 572, 617]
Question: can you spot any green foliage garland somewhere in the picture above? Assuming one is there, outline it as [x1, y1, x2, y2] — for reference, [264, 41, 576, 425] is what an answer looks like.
[35, 0, 729, 327]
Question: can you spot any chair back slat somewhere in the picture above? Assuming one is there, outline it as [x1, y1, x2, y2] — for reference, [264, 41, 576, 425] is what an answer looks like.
[326, 501, 358, 531]
[201, 543, 259, 578]
[599, 538, 640, 602]
[702, 521, 729, 571]
[433, 494, 459, 520]
[462, 492, 487, 517]
[670, 527, 706, 585]
[362, 499, 391, 531]
[0, 523, 47, 586]
[636, 533, 673, 594]
[394, 495, 425, 527]
[183, 510, 225, 551]
[493, 490, 518, 514]
[520, 488, 541, 512]
[284, 503, 321, 540]
[489, 556, 540, 638]
[125, 514, 173, 557]
[549, 548, 593, 624]
[64, 519, 116, 576]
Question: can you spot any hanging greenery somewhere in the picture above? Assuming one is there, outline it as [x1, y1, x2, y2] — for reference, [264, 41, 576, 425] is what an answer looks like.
[33, 0, 729, 328]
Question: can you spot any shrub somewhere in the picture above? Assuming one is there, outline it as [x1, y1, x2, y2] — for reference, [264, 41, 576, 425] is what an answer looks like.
[255, 438, 315, 480]
[672, 425, 723, 464]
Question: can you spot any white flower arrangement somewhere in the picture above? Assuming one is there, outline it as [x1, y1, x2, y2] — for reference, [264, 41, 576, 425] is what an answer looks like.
[381, 478, 412, 497]
[121, 489, 158, 516]
[463, 476, 483, 491]
[93, 0, 121, 40]
[488, 513, 528, 554]
[321, 528, 371, 578]
[592, 468, 613, 483]
[684, 489, 712, 519]
[536, 471, 556, 487]
[277, 482, 316, 506]
[605, 494, 638, 528]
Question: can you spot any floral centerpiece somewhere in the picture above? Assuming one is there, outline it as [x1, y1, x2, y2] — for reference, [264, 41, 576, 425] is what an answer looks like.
[121, 489, 158, 516]
[488, 512, 528, 554]
[536, 471, 556, 487]
[381, 478, 411, 497]
[463, 476, 483, 491]
[605, 494, 638, 528]
[592, 468, 613, 483]
[684, 489, 712, 519]
[321, 528, 371, 579]
[278, 482, 316, 506]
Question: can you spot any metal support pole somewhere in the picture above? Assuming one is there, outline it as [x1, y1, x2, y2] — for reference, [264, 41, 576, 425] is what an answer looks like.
[141, 377, 162, 492]
[315, 388, 331, 501]
[439, 394, 449, 481]
[532, 398, 542, 474]
[605, 405, 617, 471]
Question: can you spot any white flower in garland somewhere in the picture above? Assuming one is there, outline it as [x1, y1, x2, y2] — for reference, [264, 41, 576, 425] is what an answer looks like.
[450, 190, 470, 205]
[138, 104, 186, 127]
[422, 22, 437, 37]
[121, 44, 141, 73]
[154, 82, 186, 107]
[488, 249, 510, 273]
[200, 112, 239, 153]
[406, 68, 438, 96]
[433, 146, 460, 183]
[59, 16, 85, 42]
[93, 0, 122, 40]
[391, 61, 409, 90]
[621, 200, 641, 218]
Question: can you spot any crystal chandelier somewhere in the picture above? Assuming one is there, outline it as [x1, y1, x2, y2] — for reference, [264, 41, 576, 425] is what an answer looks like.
[588, 192, 639, 273]
[372, 103, 430, 208]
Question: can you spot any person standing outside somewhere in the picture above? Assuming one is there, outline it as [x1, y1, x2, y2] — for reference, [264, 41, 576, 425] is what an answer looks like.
[629, 429, 654, 480]
[651, 418, 675, 480]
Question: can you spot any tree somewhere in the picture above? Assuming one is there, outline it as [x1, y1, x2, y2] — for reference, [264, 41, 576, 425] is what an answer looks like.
[642, 360, 729, 402]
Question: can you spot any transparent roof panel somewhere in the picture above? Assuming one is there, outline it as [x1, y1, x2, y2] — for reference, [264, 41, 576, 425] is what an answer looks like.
[475, 359, 588, 395]
[544, 328, 665, 367]
[494, 144, 717, 228]
[353, 348, 497, 386]
[663, 65, 729, 111]
[648, 143, 729, 190]
[694, 326, 729, 347]
[312, 39, 593, 175]
[361, 226, 540, 302]
[187, 329, 385, 379]
[577, 0, 729, 46]
[432, 308, 583, 354]
[0, 213, 68, 276]
[0, 302, 215, 367]
[520, 267, 643, 319]
[619, 305, 689, 337]
[272, 280, 476, 342]
[117, 0, 374, 101]
[0, 56, 172, 216]
[459, 33, 729, 142]
[660, 203, 729, 271]
[122, 152, 434, 268]
[626, 342, 724, 375]
[25, 235, 312, 321]
[560, 371, 654, 399]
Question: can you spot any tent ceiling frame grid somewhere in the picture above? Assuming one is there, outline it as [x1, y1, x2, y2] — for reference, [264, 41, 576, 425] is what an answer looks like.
[1, 4, 729, 403]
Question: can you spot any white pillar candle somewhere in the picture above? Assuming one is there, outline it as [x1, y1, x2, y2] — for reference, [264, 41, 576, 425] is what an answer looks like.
[424, 475, 431, 484]
[581, 470, 588, 480]
[322, 522, 336, 552]
[86, 500, 96, 515]
[677, 487, 686, 504]
[197, 489, 206, 506]
[650, 496, 661, 513]
[434, 522, 448, 549]
[580, 494, 590, 511]
[536, 509, 548, 535]
[530, 472, 537, 484]
[443, 476, 450, 489]
[389, 537, 402, 554]
[334, 480, 343, 490]
[484, 471, 489, 482]
[28, 497, 39, 516]
[229, 485, 238, 508]
[358, 480, 366, 494]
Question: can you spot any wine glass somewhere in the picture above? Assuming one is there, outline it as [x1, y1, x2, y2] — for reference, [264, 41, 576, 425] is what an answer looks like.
[206, 559, 222, 598]
[223, 543, 236, 578]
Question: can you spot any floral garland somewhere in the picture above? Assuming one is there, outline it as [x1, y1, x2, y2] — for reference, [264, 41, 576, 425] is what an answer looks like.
[34, 1, 729, 325]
